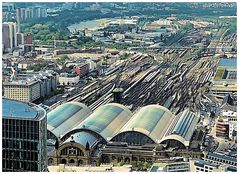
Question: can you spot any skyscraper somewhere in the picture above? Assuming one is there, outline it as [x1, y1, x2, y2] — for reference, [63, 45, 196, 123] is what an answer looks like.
[16, 8, 21, 32]
[2, 98, 47, 171]
[2, 22, 17, 52]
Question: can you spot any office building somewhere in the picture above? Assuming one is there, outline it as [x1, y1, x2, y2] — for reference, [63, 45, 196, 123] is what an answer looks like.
[24, 32, 33, 44]
[191, 157, 237, 172]
[3, 70, 58, 102]
[204, 152, 237, 167]
[191, 159, 221, 172]
[216, 118, 230, 138]
[220, 95, 237, 140]
[2, 98, 47, 171]
[19, 70, 58, 98]
[3, 80, 41, 102]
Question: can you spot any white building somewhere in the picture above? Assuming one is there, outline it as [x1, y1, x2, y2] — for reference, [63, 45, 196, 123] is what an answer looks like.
[221, 110, 237, 140]
[150, 158, 190, 172]
[190, 159, 222, 172]
[85, 59, 97, 71]
[58, 73, 79, 86]
[112, 34, 125, 40]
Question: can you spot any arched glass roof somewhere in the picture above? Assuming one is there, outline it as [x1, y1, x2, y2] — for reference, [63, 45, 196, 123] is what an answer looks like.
[64, 131, 98, 148]
[117, 105, 175, 143]
[161, 109, 199, 146]
[47, 102, 92, 138]
[72, 103, 132, 141]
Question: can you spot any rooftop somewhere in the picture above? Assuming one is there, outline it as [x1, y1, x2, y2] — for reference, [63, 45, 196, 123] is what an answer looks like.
[2, 98, 46, 120]
[3, 79, 38, 86]
[194, 159, 219, 168]
[47, 102, 92, 138]
[119, 105, 174, 143]
[73, 103, 132, 141]
[207, 152, 237, 163]
[218, 58, 236, 68]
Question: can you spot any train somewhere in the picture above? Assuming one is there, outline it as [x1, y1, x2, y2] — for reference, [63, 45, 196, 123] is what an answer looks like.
[144, 69, 161, 83]
[104, 64, 123, 76]
[179, 49, 188, 58]
[164, 80, 174, 91]
[128, 66, 141, 77]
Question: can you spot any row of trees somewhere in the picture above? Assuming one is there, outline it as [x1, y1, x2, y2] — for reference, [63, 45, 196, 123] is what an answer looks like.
[111, 159, 151, 171]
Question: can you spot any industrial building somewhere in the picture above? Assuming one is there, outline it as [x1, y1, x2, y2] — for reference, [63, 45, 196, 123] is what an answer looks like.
[46, 102, 202, 166]
[2, 98, 47, 172]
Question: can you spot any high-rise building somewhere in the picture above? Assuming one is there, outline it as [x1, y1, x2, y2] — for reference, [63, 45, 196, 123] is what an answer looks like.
[2, 22, 17, 52]
[16, 7, 47, 22]
[2, 98, 47, 172]
[16, 32, 24, 46]
[2, 23, 11, 51]
[16, 8, 21, 32]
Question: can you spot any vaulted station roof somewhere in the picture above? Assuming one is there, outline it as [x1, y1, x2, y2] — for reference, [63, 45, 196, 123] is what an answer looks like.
[116, 105, 175, 143]
[72, 103, 132, 141]
[47, 102, 92, 138]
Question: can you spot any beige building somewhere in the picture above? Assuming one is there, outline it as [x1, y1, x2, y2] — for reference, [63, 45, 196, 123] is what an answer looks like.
[3, 80, 41, 102]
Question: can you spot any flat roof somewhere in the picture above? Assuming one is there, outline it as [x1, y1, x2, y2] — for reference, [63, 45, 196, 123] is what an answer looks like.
[218, 58, 236, 67]
[2, 98, 45, 120]
[207, 152, 237, 162]
[3, 80, 38, 86]
[195, 159, 219, 167]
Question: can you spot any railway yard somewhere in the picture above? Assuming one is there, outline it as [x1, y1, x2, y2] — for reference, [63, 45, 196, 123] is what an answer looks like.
[47, 25, 235, 116]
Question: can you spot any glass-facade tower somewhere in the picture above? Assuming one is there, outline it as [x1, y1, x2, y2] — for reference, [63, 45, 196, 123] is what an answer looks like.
[2, 98, 47, 172]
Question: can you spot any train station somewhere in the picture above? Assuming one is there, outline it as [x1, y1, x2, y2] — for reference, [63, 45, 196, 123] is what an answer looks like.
[46, 102, 203, 166]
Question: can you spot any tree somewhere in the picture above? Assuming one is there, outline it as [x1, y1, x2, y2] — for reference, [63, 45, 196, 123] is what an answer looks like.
[60, 55, 69, 61]
[112, 159, 118, 166]
[143, 162, 150, 169]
